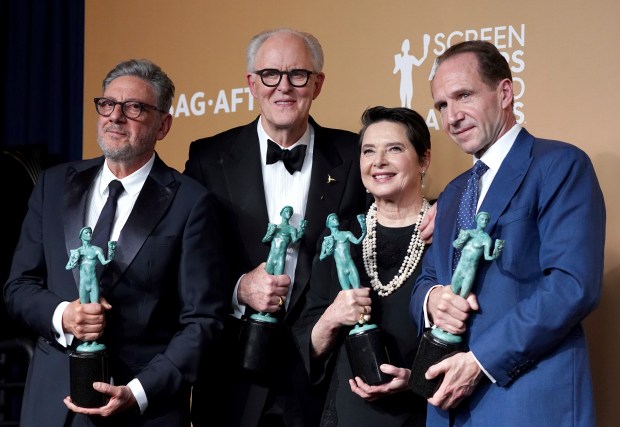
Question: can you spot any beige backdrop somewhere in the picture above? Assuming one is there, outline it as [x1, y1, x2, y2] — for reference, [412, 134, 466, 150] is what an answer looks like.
[84, 1, 619, 424]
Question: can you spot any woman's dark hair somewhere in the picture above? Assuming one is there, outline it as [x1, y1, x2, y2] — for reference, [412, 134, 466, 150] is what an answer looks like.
[359, 106, 431, 160]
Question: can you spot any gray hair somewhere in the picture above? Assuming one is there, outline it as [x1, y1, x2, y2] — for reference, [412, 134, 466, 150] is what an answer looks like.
[246, 28, 324, 73]
[102, 59, 175, 112]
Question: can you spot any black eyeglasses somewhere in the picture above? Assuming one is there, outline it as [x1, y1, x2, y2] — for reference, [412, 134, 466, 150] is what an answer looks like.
[254, 69, 315, 88]
[94, 97, 166, 119]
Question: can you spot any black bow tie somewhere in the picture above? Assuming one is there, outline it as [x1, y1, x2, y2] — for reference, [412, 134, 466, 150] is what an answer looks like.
[266, 139, 307, 175]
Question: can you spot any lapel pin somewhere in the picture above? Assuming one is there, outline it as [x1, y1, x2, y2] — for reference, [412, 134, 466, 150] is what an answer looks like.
[327, 175, 337, 184]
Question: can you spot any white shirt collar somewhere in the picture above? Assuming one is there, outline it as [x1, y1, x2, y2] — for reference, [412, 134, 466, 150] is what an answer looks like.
[257, 116, 312, 153]
[475, 124, 521, 207]
[99, 154, 155, 197]
[477, 124, 522, 172]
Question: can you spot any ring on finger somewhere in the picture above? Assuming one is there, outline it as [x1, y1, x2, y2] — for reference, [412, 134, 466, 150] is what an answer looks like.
[277, 296, 284, 307]
[358, 312, 366, 324]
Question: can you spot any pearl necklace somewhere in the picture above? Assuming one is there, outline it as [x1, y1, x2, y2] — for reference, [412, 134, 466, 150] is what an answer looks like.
[362, 198, 430, 297]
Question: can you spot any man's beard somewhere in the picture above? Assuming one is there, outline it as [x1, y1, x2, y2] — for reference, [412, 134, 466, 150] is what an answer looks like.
[97, 129, 156, 162]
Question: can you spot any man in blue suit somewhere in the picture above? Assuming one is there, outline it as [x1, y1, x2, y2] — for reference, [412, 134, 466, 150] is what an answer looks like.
[410, 40, 605, 426]
[4, 59, 227, 426]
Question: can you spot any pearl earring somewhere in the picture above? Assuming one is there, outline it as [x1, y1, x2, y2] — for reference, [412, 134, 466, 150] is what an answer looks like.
[420, 171, 426, 189]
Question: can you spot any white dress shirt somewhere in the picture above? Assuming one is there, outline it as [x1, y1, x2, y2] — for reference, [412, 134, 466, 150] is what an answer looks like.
[53, 154, 155, 412]
[231, 117, 314, 317]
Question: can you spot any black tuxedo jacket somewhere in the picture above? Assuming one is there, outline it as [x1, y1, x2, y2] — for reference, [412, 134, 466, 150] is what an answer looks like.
[4, 155, 228, 427]
[185, 116, 368, 427]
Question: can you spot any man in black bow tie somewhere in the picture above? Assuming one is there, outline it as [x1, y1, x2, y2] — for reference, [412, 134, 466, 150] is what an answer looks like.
[184, 28, 368, 427]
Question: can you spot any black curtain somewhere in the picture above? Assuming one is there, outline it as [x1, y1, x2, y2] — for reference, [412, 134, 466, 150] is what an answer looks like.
[0, 3, 84, 422]
[1, 0, 85, 163]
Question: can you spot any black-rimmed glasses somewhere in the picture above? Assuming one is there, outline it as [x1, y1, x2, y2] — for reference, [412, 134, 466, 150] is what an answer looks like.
[94, 97, 166, 119]
[254, 69, 315, 88]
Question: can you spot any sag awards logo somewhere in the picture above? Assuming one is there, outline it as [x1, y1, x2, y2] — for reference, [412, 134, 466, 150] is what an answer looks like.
[169, 23, 527, 127]
[393, 24, 527, 131]
[170, 87, 254, 118]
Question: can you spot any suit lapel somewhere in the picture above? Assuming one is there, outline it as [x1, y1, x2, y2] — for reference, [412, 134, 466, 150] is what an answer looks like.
[63, 157, 105, 288]
[436, 176, 467, 282]
[288, 121, 349, 312]
[213, 119, 356, 315]
[479, 128, 533, 234]
[221, 121, 271, 264]
[103, 155, 178, 294]
[436, 129, 534, 282]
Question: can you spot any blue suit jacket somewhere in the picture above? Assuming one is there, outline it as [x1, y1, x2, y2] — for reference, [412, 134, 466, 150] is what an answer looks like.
[410, 128, 605, 426]
[4, 155, 228, 426]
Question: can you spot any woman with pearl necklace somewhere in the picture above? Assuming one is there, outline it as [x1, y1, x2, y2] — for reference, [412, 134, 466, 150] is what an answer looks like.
[295, 106, 433, 427]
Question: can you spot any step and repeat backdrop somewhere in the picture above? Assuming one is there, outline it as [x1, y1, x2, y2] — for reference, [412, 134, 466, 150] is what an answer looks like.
[84, 1, 618, 423]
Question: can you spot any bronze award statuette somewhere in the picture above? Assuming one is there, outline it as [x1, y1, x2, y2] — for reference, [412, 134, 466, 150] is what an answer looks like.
[409, 212, 504, 398]
[239, 206, 307, 374]
[65, 227, 115, 407]
[322, 213, 392, 385]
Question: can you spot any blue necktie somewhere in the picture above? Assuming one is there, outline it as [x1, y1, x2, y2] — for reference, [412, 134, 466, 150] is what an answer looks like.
[453, 161, 488, 270]
[92, 180, 124, 256]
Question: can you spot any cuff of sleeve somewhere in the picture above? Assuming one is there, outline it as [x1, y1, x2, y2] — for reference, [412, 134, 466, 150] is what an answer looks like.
[127, 379, 148, 413]
[232, 274, 246, 319]
[53, 301, 74, 347]
[470, 351, 496, 383]
[423, 285, 444, 328]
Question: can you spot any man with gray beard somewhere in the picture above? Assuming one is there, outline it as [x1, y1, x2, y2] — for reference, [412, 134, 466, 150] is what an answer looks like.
[4, 58, 228, 426]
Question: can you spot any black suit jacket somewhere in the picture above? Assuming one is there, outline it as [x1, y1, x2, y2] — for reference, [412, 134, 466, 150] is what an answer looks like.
[4, 155, 228, 427]
[184, 116, 368, 427]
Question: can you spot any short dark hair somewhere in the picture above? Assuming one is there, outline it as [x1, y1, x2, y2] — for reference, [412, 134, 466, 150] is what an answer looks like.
[359, 106, 431, 160]
[103, 59, 175, 113]
[433, 40, 512, 89]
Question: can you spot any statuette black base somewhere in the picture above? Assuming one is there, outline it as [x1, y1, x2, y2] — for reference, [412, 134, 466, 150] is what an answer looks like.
[238, 317, 281, 374]
[408, 330, 465, 398]
[345, 326, 392, 386]
[70, 350, 110, 408]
